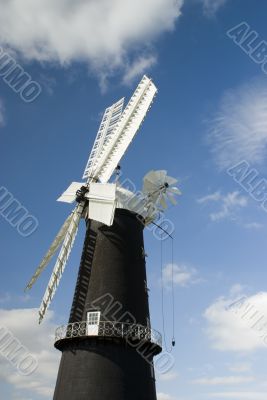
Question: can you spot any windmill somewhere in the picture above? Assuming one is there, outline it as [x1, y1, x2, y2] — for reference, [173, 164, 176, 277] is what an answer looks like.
[25, 75, 180, 400]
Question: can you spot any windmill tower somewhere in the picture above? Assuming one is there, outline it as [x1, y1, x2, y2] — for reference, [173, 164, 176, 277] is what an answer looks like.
[26, 75, 180, 400]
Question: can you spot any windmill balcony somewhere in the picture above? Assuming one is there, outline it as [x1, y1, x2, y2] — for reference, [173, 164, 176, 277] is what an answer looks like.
[54, 320, 162, 355]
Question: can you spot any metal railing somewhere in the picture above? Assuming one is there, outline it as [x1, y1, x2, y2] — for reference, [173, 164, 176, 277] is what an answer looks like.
[55, 320, 162, 348]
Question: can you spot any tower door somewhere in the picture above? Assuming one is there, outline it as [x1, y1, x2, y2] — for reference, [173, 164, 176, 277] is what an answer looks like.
[87, 311, 101, 336]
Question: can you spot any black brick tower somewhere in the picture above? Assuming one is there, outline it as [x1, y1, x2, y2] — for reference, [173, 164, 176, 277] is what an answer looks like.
[53, 209, 162, 400]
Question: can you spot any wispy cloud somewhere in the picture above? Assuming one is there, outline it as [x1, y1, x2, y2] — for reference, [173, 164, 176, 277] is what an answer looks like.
[197, 191, 248, 221]
[0, 0, 183, 86]
[243, 222, 263, 230]
[201, 0, 229, 16]
[38, 74, 56, 96]
[0, 98, 6, 127]
[208, 392, 267, 399]
[228, 362, 252, 373]
[0, 292, 11, 303]
[197, 191, 222, 204]
[229, 284, 247, 297]
[122, 54, 157, 85]
[0, 292, 30, 304]
[191, 375, 254, 385]
[207, 79, 267, 170]
[157, 393, 176, 400]
[163, 263, 198, 288]
[159, 371, 179, 381]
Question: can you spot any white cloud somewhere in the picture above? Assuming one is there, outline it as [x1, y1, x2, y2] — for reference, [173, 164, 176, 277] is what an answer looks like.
[0, 0, 183, 84]
[243, 222, 263, 230]
[207, 79, 267, 169]
[197, 191, 222, 204]
[191, 375, 254, 385]
[0, 292, 31, 304]
[163, 263, 198, 288]
[197, 191, 247, 221]
[12, 396, 34, 400]
[0, 308, 60, 398]
[229, 284, 246, 296]
[0, 98, 5, 127]
[201, 0, 229, 16]
[0, 292, 11, 303]
[204, 291, 267, 352]
[208, 392, 267, 399]
[38, 74, 56, 95]
[122, 54, 157, 85]
[159, 371, 179, 381]
[228, 362, 251, 373]
[157, 393, 176, 400]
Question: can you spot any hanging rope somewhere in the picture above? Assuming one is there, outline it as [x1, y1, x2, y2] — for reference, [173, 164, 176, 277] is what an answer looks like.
[171, 238, 175, 347]
[160, 236, 176, 353]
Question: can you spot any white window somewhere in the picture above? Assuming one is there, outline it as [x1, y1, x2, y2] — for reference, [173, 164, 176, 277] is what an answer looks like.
[87, 311, 101, 336]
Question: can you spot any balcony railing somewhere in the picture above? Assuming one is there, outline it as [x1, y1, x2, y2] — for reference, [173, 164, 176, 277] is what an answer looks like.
[55, 320, 162, 349]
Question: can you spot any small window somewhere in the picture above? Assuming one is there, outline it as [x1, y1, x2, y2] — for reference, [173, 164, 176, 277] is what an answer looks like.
[87, 311, 101, 336]
[87, 311, 101, 325]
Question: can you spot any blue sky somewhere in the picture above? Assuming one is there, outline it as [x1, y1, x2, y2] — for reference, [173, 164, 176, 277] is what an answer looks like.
[1, 0, 267, 399]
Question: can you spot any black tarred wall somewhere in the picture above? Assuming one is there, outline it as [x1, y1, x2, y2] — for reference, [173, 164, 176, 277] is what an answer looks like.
[53, 209, 158, 400]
